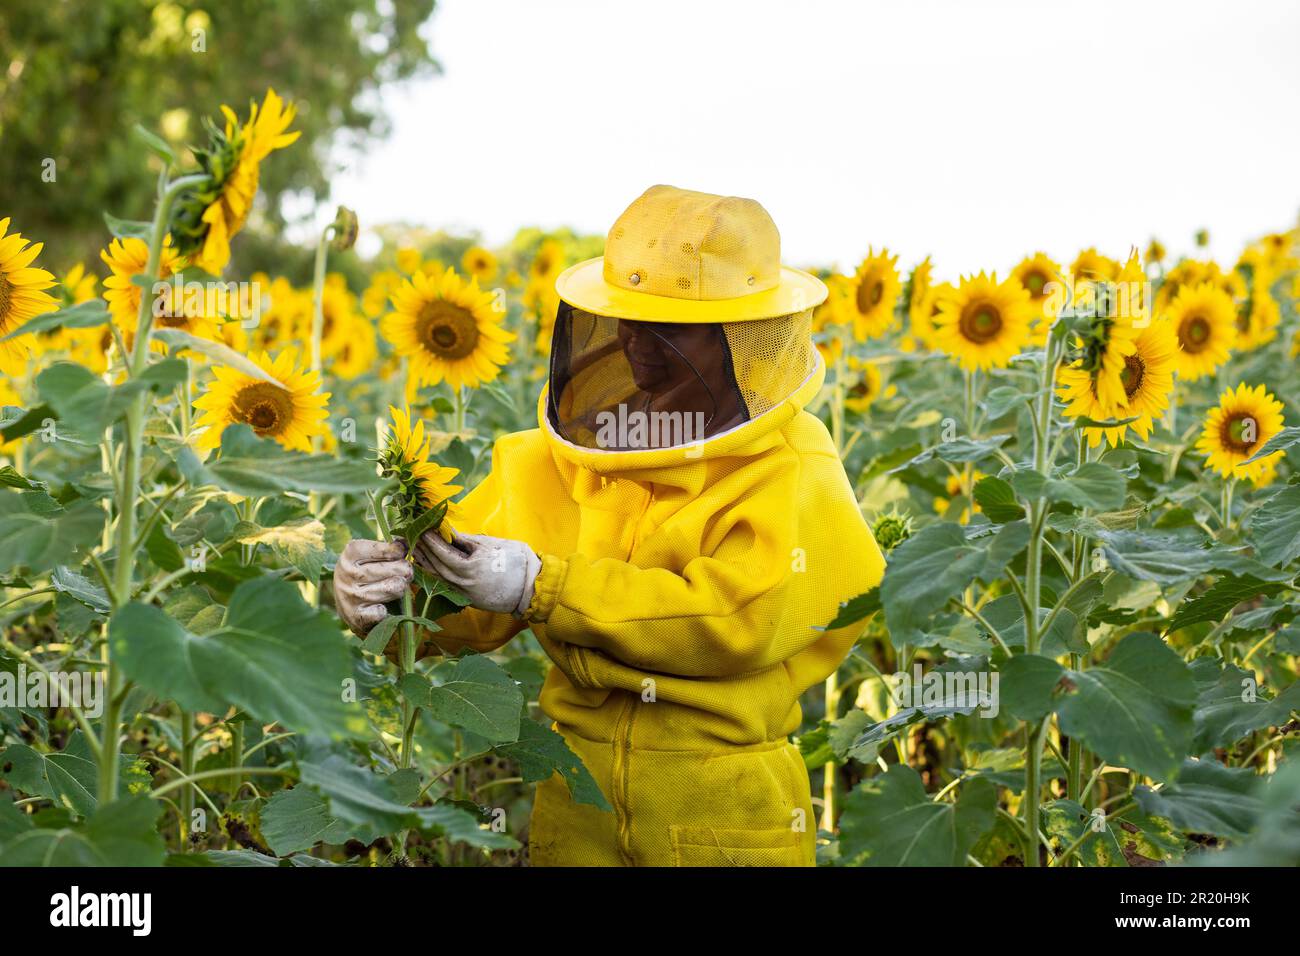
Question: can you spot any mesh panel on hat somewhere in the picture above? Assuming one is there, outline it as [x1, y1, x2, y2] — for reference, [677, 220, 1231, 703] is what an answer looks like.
[547, 302, 816, 450]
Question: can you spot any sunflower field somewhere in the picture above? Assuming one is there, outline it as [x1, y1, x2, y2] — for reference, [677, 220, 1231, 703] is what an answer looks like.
[1, 89, 1298, 869]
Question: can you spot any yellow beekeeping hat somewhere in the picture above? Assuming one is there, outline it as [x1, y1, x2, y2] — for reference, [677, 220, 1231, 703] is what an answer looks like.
[554, 185, 827, 323]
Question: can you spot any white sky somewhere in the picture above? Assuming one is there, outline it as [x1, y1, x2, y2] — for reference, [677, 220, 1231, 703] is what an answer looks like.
[328, 0, 1300, 278]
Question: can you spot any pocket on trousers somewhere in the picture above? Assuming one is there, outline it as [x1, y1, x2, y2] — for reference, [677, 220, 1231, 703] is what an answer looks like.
[669, 823, 807, 867]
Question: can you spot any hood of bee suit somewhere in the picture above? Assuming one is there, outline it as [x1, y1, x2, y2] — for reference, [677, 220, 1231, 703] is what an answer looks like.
[537, 184, 827, 477]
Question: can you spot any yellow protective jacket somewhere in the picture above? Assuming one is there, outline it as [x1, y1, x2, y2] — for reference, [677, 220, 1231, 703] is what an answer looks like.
[422, 360, 885, 865]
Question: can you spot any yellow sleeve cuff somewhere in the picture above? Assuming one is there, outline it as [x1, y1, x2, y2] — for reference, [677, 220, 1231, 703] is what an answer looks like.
[525, 553, 567, 622]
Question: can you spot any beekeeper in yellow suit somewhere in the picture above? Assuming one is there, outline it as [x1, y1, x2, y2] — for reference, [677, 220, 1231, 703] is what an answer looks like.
[336, 185, 886, 866]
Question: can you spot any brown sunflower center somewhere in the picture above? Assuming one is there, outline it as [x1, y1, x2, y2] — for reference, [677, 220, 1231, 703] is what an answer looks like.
[1219, 413, 1258, 454]
[849, 376, 876, 401]
[0, 274, 12, 318]
[1120, 353, 1146, 399]
[857, 278, 885, 313]
[232, 382, 294, 437]
[1178, 313, 1211, 352]
[959, 301, 1003, 344]
[1023, 270, 1048, 297]
[416, 300, 479, 360]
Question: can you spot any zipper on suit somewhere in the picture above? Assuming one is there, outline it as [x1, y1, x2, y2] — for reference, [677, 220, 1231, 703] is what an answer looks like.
[611, 692, 638, 865]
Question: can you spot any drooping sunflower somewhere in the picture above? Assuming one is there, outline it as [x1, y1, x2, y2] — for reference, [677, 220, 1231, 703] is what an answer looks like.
[192, 347, 330, 453]
[1058, 318, 1177, 448]
[177, 89, 300, 276]
[383, 266, 515, 392]
[0, 218, 59, 375]
[844, 248, 901, 341]
[100, 236, 185, 331]
[1011, 252, 1064, 344]
[461, 246, 499, 284]
[381, 405, 463, 541]
[1195, 383, 1286, 485]
[1165, 281, 1235, 381]
[932, 272, 1035, 371]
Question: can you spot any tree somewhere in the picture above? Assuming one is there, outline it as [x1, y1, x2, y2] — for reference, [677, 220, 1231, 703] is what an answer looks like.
[0, 0, 439, 268]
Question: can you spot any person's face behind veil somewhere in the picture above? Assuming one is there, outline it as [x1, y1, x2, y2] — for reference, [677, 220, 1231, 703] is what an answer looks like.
[615, 319, 746, 439]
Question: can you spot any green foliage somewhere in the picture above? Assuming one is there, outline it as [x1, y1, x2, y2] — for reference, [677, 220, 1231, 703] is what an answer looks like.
[0, 0, 441, 268]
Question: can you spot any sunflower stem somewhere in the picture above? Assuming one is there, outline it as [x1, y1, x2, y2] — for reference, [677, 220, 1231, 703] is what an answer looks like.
[1020, 327, 1062, 867]
[100, 172, 207, 807]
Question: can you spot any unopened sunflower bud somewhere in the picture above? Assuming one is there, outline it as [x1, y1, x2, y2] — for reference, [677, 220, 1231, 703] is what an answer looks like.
[330, 206, 359, 252]
[872, 510, 913, 553]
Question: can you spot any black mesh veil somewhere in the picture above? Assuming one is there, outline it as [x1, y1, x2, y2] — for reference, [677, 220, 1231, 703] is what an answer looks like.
[546, 300, 818, 451]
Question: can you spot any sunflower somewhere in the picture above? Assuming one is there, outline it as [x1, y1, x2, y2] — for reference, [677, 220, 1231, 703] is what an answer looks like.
[381, 405, 462, 541]
[1155, 259, 1243, 316]
[906, 257, 933, 326]
[844, 357, 888, 413]
[1011, 252, 1063, 344]
[100, 236, 185, 331]
[908, 281, 953, 352]
[0, 218, 59, 375]
[1235, 290, 1281, 350]
[1058, 318, 1177, 448]
[461, 246, 499, 284]
[1195, 383, 1286, 485]
[34, 263, 102, 356]
[331, 314, 378, 380]
[812, 274, 852, 334]
[844, 248, 901, 341]
[317, 273, 362, 359]
[1071, 248, 1120, 283]
[1165, 281, 1235, 381]
[932, 272, 1034, 371]
[1146, 239, 1166, 263]
[181, 89, 299, 276]
[383, 266, 515, 392]
[529, 240, 564, 283]
[192, 347, 330, 453]
[362, 269, 404, 319]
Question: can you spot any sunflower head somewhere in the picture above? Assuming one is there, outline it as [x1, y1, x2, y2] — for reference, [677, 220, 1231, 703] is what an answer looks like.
[1195, 383, 1286, 485]
[461, 246, 499, 284]
[844, 357, 886, 413]
[100, 236, 185, 330]
[845, 248, 901, 341]
[171, 89, 299, 275]
[380, 405, 463, 541]
[932, 272, 1035, 371]
[192, 348, 329, 453]
[383, 266, 515, 392]
[1058, 318, 1177, 448]
[1167, 281, 1235, 381]
[0, 218, 60, 375]
[1011, 252, 1064, 343]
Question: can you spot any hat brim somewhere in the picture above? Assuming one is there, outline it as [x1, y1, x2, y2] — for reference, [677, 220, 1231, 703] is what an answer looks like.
[554, 257, 827, 323]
